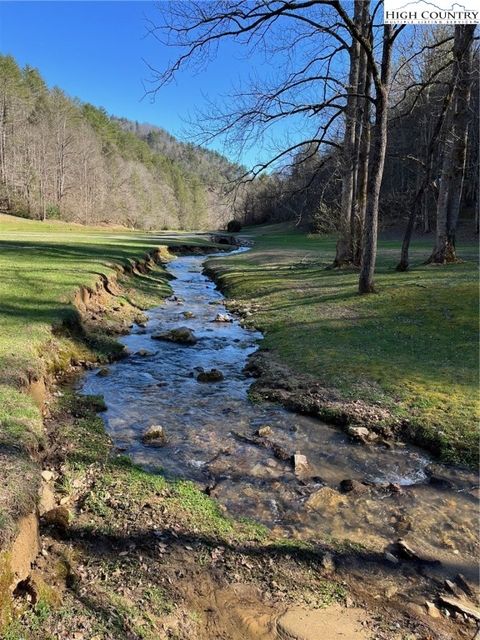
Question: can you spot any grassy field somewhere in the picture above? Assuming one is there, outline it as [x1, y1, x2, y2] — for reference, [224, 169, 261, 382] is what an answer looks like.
[0, 214, 216, 548]
[206, 224, 479, 467]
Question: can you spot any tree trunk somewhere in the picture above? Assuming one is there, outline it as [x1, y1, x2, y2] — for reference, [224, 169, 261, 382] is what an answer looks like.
[428, 24, 475, 264]
[353, 45, 371, 267]
[396, 73, 455, 271]
[333, 0, 363, 267]
[0, 95, 11, 209]
[358, 25, 393, 294]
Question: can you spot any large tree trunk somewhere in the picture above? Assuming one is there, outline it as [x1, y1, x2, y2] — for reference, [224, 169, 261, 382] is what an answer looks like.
[333, 0, 363, 267]
[0, 95, 11, 210]
[353, 45, 371, 267]
[396, 77, 455, 271]
[428, 24, 475, 264]
[358, 25, 393, 294]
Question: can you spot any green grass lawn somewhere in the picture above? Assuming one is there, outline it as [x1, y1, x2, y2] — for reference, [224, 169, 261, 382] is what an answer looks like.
[0, 214, 216, 547]
[207, 223, 479, 467]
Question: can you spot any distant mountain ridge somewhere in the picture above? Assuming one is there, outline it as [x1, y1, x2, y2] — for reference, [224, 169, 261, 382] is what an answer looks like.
[112, 117, 243, 188]
[0, 55, 238, 230]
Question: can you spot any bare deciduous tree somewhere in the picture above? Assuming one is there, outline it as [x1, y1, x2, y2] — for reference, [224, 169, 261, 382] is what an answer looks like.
[428, 24, 476, 263]
[148, 0, 406, 294]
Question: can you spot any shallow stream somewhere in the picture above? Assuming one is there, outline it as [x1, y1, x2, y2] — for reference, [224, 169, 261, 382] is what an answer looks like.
[81, 250, 479, 579]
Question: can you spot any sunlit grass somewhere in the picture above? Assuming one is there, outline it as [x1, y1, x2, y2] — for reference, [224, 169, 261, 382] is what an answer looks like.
[0, 214, 216, 547]
[208, 224, 479, 466]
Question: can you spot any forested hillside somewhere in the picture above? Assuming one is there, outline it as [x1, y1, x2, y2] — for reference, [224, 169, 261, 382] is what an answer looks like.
[113, 117, 240, 187]
[0, 55, 239, 230]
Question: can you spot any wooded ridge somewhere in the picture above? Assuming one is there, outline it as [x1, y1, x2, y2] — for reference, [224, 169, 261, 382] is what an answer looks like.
[0, 55, 241, 230]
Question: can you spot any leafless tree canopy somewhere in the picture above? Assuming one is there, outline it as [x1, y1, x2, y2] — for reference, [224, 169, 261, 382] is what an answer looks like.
[147, 3, 477, 288]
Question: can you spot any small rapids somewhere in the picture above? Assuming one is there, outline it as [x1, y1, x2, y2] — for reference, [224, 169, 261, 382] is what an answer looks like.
[81, 250, 479, 578]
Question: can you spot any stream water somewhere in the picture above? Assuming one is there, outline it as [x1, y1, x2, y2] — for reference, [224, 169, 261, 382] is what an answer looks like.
[81, 250, 479, 580]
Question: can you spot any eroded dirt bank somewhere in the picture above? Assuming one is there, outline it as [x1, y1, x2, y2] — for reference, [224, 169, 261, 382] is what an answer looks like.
[0, 246, 167, 628]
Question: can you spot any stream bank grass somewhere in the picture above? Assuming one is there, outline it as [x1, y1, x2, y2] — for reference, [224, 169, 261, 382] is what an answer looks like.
[0, 214, 217, 548]
[206, 223, 479, 467]
[62, 393, 268, 543]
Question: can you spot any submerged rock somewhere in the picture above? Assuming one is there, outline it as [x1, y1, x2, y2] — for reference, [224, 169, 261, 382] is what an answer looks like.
[182, 311, 195, 319]
[293, 453, 309, 479]
[347, 426, 371, 443]
[339, 479, 369, 495]
[152, 326, 197, 345]
[306, 487, 347, 511]
[272, 443, 291, 461]
[256, 425, 273, 438]
[428, 475, 454, 489]
[134, 313, 148, 326]
[136, 349, 153, 357]
[97, 367, 110, 377]
[142, 425, 167, 447]
[197, 368, 225, 383]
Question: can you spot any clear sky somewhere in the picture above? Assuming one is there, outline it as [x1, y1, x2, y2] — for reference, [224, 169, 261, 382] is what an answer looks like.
[0, 1, 277, 166]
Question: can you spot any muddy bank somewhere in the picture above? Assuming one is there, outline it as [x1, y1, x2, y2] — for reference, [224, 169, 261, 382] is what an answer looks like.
[242, 348, 469, 468]
[244, 350, 398, 439]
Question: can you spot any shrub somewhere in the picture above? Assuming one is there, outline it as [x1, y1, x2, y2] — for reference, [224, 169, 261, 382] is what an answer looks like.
[46, 204, 61, 220]
[226, 219, 242, 232]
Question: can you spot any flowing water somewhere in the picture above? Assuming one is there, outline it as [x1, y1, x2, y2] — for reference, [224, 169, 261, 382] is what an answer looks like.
[81, 250, 479, 579]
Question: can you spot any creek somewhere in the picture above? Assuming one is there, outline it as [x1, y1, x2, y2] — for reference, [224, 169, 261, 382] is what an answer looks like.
[81, 250, 479, 581]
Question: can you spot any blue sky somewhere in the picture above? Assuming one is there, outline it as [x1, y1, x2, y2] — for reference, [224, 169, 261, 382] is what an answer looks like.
[0, 1, 278, 166]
